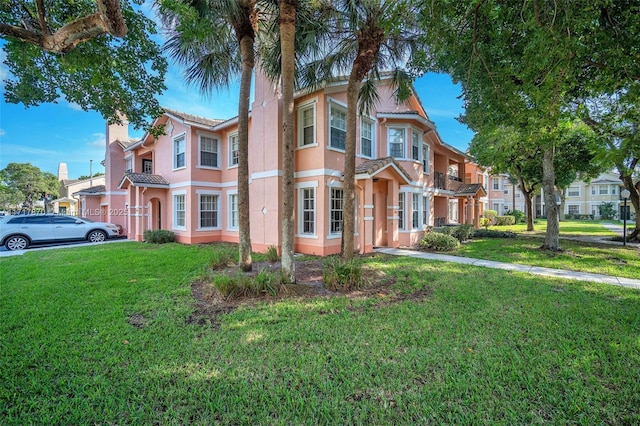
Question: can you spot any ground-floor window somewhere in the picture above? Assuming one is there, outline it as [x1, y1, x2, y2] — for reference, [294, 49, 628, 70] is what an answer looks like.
[199, 194, 219, 228]
[174, 194, 186, 229]
[228, 193, 238, 229]
[568, 204, 580, 215]
[398, 193, 405, 230]
[422, 196, 429, 227]
[299, 187, 316, 235]
[412, 193, 420, 230]
[330, 188, 343, 234]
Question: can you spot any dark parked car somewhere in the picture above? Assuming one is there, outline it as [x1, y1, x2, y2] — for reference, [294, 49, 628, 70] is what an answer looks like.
[0, 214, 121, 251]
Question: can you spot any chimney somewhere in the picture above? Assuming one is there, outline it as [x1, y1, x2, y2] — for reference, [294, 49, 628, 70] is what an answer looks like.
[57, 162, 69, 182]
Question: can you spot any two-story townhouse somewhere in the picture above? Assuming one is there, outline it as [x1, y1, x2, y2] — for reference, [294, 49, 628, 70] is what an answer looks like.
[77, 70, 484, 255]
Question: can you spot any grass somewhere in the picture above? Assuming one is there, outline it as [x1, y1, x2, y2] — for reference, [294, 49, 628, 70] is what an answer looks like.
[456, 237, 640, 279]
[2, 242, 640, 424]
[499, 219, 624, 235]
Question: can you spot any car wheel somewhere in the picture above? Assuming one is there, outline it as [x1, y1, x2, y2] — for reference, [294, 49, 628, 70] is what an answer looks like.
[5, 235, 29, 251]
[87, 230, 107, 243]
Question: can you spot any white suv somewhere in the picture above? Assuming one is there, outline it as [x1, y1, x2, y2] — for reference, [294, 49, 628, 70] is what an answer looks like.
[0, 214, 121, 251]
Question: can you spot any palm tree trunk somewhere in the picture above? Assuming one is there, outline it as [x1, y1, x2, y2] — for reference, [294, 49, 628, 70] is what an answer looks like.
[280, 0, 297, 282]
[341, 70, 361, 260]
[541, 146, 560, 251]
[238, 34, 254, 271]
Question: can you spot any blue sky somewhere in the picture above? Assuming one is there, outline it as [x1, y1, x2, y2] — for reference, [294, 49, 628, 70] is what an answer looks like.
[0, 68, 474, 179]
[0, 4, 474, 179]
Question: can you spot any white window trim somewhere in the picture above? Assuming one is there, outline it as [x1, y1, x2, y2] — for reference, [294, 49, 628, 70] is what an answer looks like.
[568, 186, 581, 197]
[197, 131, 220, 169]
[227, 190, 239, 231]
[328, 99, 347, 152]
[410, 128, 421, 162]
[297, 99, 318, 149]
[196, 189, 222, 231]
[172, 132, 187, 171]
[411, 193, 421, 230]
[398, 192, 406, 232]
[297, 185, 317, 238]
[387, 125, 408, 160]
[422, 143, 430, 175]
[172, 190, 187, 231]
[228, 133, 239, 169]
[358, 116, 376, 159]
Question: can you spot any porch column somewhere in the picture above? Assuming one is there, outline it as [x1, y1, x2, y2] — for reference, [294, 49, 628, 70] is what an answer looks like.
[134, 186, 144, 242]
[474, 197, 481, 228]
[361, 179, 374, 254]
[466, 196, 474, 225]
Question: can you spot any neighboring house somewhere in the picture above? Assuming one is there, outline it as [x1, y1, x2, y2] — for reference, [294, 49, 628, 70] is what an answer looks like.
[50, 162, 105, 215]
[76, 71, 486, 255]
[499, 171, 636, 219]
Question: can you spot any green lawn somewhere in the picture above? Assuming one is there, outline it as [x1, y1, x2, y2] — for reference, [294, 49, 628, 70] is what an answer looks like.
[2, 242, 640, 424]
[456, 237, 640, 279]
[501, 219, 621, 236]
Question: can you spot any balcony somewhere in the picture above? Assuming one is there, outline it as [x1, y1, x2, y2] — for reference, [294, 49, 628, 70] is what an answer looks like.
[434, 172, 463, 192]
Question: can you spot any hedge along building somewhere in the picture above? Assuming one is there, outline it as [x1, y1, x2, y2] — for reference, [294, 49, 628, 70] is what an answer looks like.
[76, 70, 484, 255]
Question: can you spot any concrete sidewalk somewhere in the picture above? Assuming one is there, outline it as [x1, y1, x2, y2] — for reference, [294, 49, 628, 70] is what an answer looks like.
[375, 247, 640, 291]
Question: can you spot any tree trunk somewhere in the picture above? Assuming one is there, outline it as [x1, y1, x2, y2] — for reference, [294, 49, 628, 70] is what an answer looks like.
[620, 172, 640, 241]
[341, 73, 360, 260]
[237, 34, 254, 271]
[518, 176, 535, 231]
[279, 0, 297, 282]
[541, 146, 560, 251]
[559, 188, 566, 221]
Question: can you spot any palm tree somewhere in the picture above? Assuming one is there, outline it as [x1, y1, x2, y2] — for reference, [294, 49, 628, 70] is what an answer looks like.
[260, 0, 331, 282]
[158, 0, 258, 271]
[298, 0, 422, 260]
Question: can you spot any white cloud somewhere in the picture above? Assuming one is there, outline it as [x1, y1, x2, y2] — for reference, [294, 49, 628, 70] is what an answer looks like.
[0, 128, 6, 137]
[87, 133, 106, 149]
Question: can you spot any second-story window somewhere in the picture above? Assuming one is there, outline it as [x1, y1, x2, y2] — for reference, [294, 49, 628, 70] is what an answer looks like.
[125, 156, 133, 173]
[388, 127, 405, 159]
[173, 135, 186, 169]
[142, 159, 153, 174]
[411, 130, 420, 161]
[568, 186, 580, 197]
[360, 118, 374, 158]
[229, 133, 239, 167]
[200, 135, 218, 168]
[492, 177, 500, 190]
[298, 103, 316, 147]
[329, 104, 347, 150]
[422, 144, 430, 173]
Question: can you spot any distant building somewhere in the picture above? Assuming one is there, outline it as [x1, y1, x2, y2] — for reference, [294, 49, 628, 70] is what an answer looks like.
[499, 171, 636, 219]
[50, 162, 105, 215]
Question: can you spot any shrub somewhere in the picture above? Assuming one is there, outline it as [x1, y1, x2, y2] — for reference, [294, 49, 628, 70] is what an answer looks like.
[472, 229, 517, 239]
[419, 232, 460, 252]
[495, 215, 515, 226]
[452, 224, 475, 242]
[323, 257, 366, 291]
[266, 245, 279, 263]
[211, 270, 280, 300]
[143, 229, 176, 244]
[505, 209, 525, 223]
[208, 246, 237, 270]
[484, 209, 498, 223]
[480, 217, 491, 229]
[599, 202, 618, 220]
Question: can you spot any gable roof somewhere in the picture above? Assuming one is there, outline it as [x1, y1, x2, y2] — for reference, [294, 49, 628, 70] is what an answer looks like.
[162, 107, 226, 128]
[455, 183, 487, 197]
[118, 173, 170, 189]
[73, 185, 106, 196]
[355, 157, 412, 184]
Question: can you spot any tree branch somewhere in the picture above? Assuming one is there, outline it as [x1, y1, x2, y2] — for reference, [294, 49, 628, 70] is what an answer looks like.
[0, 0, 127, 53]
